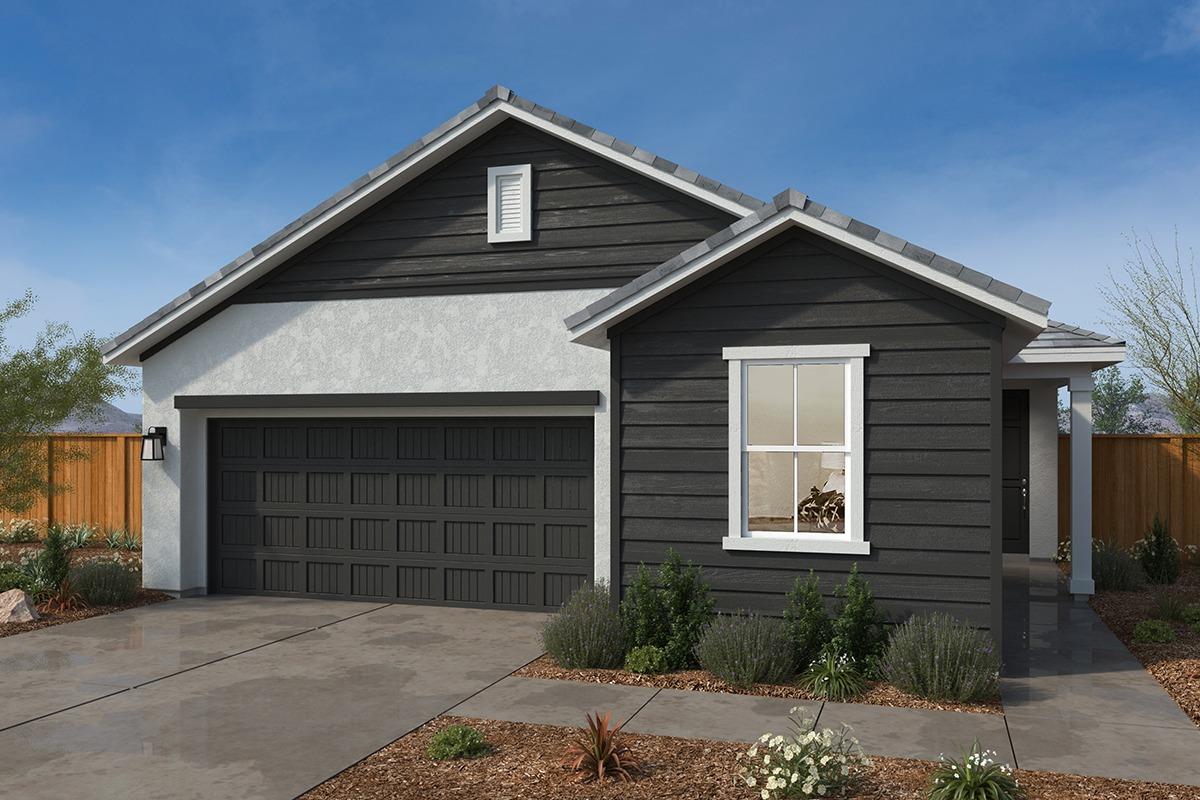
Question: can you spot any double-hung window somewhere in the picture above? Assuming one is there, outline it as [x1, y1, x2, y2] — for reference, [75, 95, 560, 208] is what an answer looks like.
[722, 344, 869, 554]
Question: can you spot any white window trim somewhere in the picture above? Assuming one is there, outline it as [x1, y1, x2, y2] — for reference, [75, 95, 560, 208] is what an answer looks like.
[722, 344, 869, 555]
[487, 163, 532, 243]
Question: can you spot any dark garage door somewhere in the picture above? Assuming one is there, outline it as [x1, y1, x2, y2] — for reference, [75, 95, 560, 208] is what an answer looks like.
[208, 418, 593, 610]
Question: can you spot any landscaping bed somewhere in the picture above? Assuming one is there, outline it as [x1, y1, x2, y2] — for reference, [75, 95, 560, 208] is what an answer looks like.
[1089, 564, 1200, 727]
[515, 654, 1003, 715]
[301, 715, 1196, 800]
[0, 588, 171, 637]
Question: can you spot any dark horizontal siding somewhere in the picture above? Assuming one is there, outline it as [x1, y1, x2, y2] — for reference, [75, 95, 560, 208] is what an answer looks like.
[237, 120, 735, 302]
[614, 229, 1003, 629]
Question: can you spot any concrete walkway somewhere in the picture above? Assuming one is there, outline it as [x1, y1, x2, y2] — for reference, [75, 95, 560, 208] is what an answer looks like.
[1001, 556, 1200, 785]
[452, 560, 1200, 787]
[0, 596, 546, 800]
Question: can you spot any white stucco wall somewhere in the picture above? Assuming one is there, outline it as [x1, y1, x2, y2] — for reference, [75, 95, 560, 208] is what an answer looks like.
[141, 289, 612, 593]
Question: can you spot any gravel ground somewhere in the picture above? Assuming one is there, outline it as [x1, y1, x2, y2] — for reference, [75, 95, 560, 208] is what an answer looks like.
[302, 716, 1200, 799]
[1089, 565, 1200, 727]
[515, 655, 1003, 715]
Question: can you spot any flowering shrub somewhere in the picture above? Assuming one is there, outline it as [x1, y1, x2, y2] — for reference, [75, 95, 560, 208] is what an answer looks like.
[694, 612, 795, 689]
[1093, 541, 1144, 591]
[928, 741, 1025, 800]
[542, 581, 626, 668]
[0, 519, 40, 544]
[798, 651, 865, 701]
[737, 709, 869, 799]
[878, 613, 999, 702]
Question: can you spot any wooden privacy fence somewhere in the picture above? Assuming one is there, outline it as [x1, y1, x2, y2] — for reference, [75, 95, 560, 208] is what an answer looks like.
[8, 434, 142, 536]
[1059, 434, 1200, 551]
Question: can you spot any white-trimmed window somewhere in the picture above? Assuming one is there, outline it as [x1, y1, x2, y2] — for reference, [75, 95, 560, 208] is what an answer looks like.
[487, 164, 532, 243]
[722, 344, 869, 554]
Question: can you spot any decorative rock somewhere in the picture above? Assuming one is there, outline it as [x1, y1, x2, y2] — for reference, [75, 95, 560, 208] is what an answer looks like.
[0, 588, 38, 623]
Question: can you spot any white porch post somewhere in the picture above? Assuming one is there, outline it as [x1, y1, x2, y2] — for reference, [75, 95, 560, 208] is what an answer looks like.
[1069, 374, 1095, 596]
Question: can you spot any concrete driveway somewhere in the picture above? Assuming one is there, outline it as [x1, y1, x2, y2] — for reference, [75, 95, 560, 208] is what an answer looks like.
[0, 595, 546, 799]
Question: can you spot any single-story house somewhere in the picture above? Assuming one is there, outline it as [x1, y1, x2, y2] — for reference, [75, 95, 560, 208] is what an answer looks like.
[104, 86, 1124, 638]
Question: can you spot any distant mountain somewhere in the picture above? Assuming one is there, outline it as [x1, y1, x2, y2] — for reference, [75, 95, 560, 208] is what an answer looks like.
[53, 402, 142, 433]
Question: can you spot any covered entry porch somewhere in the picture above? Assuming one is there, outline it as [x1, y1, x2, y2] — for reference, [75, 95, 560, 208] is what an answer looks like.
[1002, 321, 1126, 596]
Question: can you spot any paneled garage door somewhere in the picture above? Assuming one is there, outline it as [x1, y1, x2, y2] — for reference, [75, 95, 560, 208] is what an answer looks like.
[208, 418, 593, 610]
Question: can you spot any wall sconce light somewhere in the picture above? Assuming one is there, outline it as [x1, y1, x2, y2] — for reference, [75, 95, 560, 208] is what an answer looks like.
[141, 427, 167, 462]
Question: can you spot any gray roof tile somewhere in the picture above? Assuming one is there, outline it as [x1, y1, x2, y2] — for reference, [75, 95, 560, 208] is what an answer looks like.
[1027, 320, 1124, 348]
[567, 186, 1056, 332]
[104, 84, 765, 356]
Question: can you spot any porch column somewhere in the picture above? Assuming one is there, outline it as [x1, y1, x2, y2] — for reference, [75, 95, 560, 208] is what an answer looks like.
[1069, 374, 1095, 596]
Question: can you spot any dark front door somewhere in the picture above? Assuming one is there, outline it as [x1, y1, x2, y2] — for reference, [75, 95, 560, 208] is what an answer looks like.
[207, 417, 594, 611]
[1002, 390, 1030, 554]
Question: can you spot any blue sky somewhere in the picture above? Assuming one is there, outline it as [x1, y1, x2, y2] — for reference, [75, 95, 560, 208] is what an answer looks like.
[2, 1, 1199, 411]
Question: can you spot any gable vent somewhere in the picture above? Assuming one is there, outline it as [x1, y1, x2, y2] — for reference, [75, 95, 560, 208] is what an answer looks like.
[487, 164, 532, 243]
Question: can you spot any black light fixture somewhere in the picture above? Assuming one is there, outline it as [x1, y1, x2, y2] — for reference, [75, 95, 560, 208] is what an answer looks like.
[141, 426, 167, 461]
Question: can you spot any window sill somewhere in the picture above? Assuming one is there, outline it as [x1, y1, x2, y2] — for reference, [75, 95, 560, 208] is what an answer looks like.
[722, 536, 871, 555]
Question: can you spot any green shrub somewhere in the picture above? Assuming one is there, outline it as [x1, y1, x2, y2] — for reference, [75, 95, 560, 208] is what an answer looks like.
[1136, 514, 1181, 585]
[1133, 619, 1175, 644]
[929, 742, 1026, 800]
[737, 712, 869, 799]
[1093, 541, 1144, 592]
[542, 581, 625, 669]
[35, 525, 75, 594]
[620, 563, 668, 651]
[658, 549, 714, 670]
[623, 645, 668, 675]
[798, 651, 866, 701]
[71, 560, 140, 606]
[694, 612, 795, 689]
[1153, 592, 1188, 622]
[832, 564, 887, 668]
[427, 724, 489, 760]
[783, 570, 833, 670]
[0, 567, 31, 593]
[1182, 605, 1200, 626]
[878, 613, 999, 702]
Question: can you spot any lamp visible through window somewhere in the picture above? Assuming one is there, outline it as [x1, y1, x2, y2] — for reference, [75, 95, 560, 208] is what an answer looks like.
[141, 426, 166, 461]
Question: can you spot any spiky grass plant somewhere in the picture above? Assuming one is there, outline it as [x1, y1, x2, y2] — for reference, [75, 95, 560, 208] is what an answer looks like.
[561, 711, 642, 783]
[929, 741, 1025, 800]
[798, 651, 866, 701]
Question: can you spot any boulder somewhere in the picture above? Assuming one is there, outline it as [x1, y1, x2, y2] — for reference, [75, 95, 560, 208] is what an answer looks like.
[0, 588, 38, 624]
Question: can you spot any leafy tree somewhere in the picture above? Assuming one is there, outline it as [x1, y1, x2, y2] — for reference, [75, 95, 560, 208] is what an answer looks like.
[1102, 232, 1200, 432]
[1092, 366, 1152, 433]
[0, 291, 137, 513]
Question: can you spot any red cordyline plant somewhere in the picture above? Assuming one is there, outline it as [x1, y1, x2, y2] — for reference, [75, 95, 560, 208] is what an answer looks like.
[561, 711, 642, 783]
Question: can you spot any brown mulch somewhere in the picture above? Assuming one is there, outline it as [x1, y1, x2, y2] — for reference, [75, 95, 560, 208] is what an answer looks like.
[1088, 565, 1200, 727]
[515, 655, 1003, 715]
[0, 589, 172, 637]
[302, 716, 1200, 799]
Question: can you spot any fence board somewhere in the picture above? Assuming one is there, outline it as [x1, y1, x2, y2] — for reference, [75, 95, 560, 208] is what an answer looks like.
[4, 434, 142, 537]
[1058, 434, 1200, 550]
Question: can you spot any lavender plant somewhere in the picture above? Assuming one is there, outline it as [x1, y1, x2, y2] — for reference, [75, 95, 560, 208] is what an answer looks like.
[878, 613, 999, 702]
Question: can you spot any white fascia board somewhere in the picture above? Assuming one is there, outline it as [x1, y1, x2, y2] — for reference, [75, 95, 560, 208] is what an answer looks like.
[1008, 346, 1125, 366]
[568, 210, 1048, 344]
[105, 102, 758, 367]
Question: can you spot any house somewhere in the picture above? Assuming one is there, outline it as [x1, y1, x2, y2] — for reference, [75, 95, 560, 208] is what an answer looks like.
[103, 86, 1123, 637]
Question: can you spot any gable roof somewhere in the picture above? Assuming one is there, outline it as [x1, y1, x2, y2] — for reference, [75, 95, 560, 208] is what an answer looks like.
[564, 189, 1052, 343]
[1027, 320, 1123, 349]
[103, 84, 765, 365]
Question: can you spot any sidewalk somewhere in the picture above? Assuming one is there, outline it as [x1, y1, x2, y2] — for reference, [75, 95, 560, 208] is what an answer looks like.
[450, 559, 1200, 787]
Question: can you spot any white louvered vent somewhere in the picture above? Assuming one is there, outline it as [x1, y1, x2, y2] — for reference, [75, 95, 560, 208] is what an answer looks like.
[487, 164, 532, 243]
